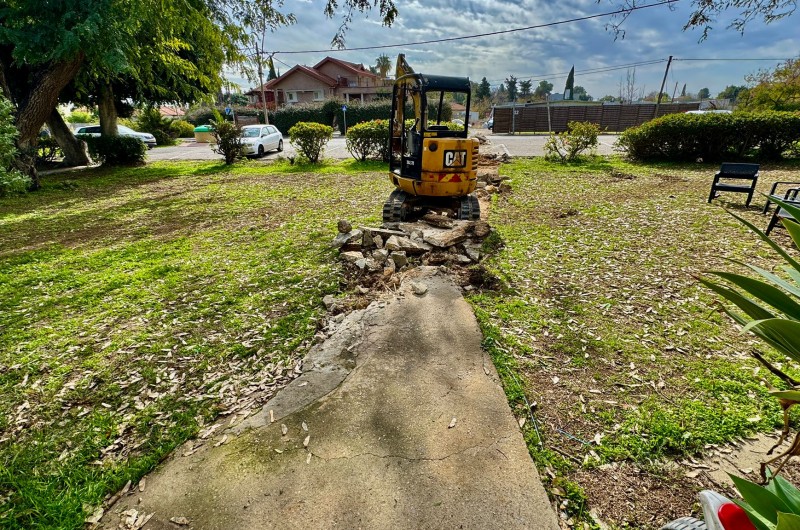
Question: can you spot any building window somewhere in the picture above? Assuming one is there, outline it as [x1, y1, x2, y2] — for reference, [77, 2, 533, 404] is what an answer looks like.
[313, 90, 325, 101]
[286, 91, 297, 103]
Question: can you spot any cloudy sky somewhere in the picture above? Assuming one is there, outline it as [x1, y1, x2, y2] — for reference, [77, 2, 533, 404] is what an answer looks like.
[230, 0, 799, 99]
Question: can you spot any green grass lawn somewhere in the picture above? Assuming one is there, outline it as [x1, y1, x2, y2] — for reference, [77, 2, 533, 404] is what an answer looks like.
[3, 155, 800, 529]
[0, 159, 386, 528]
[469, 157, 800, 527]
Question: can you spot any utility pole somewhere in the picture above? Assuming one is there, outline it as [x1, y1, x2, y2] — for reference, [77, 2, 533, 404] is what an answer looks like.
[546, 93, 552, 133]
[252, 32, 270, 125]
[655, 55, 673, 118]
[671, 81, 679, 102]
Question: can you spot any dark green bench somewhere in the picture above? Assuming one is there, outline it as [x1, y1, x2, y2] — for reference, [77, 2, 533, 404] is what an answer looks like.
[766, 188, 800, 235]
[707, 163, 760, 206]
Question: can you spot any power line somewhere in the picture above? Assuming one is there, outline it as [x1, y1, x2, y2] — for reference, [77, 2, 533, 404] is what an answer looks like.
[487, 59, 667, 85]
[270, 0, 678, 54]
[674, 57, 793, 61]
[486, 56, 795, 86]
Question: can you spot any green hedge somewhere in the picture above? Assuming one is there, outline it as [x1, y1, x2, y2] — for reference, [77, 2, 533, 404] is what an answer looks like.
[186, 98, 455, 137]
[80, 135, 147, 166]
[618, 111, 800, 161]
[273, 102, 337, 134]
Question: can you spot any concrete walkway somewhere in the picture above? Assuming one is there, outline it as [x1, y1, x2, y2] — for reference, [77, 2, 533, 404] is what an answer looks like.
[100, 268, 559, 529]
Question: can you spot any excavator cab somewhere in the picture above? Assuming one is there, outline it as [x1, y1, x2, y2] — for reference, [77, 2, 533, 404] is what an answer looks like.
[383, 55, 480, 222]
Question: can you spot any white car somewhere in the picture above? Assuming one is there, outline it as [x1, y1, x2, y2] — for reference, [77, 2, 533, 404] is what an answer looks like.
[74, 125, 157, 148]
[240, 125, 283, 157]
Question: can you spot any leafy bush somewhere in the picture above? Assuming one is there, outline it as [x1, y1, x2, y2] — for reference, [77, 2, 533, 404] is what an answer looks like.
[170, 119, 195, 138]
[0, 95, 30, 196]
[701, 200, 800, 481]
[210, 118, 243, 165]
[66, 110, 94, 124]
[544, 121, 600, 162]
[618, 111, 800, 161]
[345, 120, 390, 161]
[80, 135, 147, 166]
[289, 122, 333, 163]
[36, 135, 61, 163]
[135, 107, 178, 146]
[185, 106, 218, 126]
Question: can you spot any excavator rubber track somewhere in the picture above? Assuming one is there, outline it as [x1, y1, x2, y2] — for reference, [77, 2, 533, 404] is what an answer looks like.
[458, 194, 481, 221]
[383, 189, 412, 222]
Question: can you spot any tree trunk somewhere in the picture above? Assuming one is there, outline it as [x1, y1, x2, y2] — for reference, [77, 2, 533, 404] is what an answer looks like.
[3, 55, 84, 189]
[46, 108, 92, 166]
[98, 83, 118, 136]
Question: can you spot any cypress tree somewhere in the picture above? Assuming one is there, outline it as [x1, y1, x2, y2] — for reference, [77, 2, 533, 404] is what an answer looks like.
[268, 57, 278, 80]
[564, 66, 575, 100]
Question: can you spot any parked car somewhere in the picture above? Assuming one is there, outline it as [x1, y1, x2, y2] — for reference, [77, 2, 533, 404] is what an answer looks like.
[240, 125, 283, 157]
[484, 117, 494, 130]
[74, 125, 157, 148]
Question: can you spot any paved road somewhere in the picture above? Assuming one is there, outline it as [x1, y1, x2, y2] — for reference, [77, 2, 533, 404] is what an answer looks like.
[147, 130, 620, 162]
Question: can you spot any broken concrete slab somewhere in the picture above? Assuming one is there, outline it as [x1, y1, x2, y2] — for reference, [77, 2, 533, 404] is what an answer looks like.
[384, 235, 432, 254]
[331, 229, 363, 249]
[100, 268, 559, 530]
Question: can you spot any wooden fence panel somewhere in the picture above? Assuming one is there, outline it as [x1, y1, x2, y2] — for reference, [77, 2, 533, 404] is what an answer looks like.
[491, 102, 700, 133]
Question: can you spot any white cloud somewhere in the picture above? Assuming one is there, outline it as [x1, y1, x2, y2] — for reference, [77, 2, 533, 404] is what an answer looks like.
[225, 0, 799, 99]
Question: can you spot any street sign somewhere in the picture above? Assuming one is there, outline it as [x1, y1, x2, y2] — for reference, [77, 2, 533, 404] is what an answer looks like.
[225, 107, 232, 116]
[342, 105, 347, 112]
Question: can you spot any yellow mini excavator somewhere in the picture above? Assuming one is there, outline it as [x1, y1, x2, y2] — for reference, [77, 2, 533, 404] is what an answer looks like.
[383, 55, 480, 222]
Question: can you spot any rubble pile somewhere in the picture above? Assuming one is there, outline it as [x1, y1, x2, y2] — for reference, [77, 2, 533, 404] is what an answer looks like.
[475, 154, 512, 197]
[331, 214, 494, 288]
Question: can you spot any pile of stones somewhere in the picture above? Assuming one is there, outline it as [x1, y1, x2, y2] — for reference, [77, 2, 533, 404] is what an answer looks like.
[331, 215, 493, 281]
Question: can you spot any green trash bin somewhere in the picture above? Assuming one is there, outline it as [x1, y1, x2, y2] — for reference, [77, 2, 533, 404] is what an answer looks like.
[194, 125, 214, 143]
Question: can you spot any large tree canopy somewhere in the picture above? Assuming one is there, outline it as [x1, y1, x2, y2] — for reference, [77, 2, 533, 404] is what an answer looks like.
[607, 0, 796, 39]
[0, 0, 398, 186]
[740, 57, 800, 111]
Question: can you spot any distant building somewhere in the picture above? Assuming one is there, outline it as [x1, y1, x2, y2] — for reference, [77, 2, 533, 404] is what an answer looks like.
[246, 57, 390, 107]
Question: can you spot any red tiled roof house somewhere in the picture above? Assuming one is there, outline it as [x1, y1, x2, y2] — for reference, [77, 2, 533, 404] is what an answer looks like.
[247, 57, 387, 107]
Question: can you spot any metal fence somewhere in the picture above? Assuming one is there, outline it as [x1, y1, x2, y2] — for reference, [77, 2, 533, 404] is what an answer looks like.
[492, 102, 701, 134]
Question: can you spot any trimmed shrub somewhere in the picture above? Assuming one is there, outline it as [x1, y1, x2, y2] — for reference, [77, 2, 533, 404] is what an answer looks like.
[618, 111, 800, 161]
[345, 120, 390, 161]
[544, 121, 600, 162]
[80, 135, 147, 166]
[135, 107, 178, 146]
[0, 95, 30, 196]
[67, 110, 95, 124]
[170, 119, 195, 138]
[210, 119, 243, 165]
[289, 122, 333, 163]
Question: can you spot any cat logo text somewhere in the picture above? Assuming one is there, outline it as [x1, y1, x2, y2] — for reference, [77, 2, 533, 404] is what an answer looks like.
[443, 150, 467, 168]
